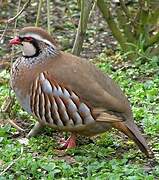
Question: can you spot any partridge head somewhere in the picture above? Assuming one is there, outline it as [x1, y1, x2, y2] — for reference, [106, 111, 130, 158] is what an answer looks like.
[10, 27, 150, 156]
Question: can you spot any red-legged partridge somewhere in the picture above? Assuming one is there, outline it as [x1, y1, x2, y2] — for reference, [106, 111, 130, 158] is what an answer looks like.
[10, 27, 150, 156]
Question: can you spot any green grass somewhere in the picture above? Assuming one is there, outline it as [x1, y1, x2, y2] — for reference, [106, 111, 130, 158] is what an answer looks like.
[0, 54, 159, 179]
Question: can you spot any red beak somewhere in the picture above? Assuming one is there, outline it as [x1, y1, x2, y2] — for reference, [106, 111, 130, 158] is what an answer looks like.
[9, 36, 22, 45]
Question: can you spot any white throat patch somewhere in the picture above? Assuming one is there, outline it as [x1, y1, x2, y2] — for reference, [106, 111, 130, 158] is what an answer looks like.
[22, 42, 36, 56]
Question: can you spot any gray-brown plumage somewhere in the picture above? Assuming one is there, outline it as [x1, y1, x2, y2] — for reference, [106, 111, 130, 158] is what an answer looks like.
[10, 27, 150, 156]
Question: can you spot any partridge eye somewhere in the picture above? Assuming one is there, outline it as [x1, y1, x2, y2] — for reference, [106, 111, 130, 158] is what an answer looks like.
[24, 37, 32, 42]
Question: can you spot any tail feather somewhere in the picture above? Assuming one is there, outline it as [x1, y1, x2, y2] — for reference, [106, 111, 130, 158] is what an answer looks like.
[112, 120, 151, 157]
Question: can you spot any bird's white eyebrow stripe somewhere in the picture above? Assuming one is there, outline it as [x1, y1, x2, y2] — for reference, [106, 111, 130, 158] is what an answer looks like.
[20, 33, 55, 48]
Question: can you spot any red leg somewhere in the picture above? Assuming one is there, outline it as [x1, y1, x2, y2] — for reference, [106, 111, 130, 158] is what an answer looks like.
[58, 134, 76, 150]
[67, 134, 76, 149]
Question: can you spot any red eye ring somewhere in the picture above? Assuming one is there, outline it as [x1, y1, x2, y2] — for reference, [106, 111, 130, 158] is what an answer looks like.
[25, 37, 32, 41]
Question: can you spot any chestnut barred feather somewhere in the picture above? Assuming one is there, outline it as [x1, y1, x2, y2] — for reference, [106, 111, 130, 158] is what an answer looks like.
[30, 72, 95, 128]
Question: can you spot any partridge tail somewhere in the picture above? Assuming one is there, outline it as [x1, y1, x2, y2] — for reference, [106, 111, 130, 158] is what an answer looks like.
[112, 120, 151, 157]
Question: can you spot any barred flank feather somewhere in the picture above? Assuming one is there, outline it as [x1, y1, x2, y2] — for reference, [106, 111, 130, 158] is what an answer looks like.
[30, 72, 95, 128]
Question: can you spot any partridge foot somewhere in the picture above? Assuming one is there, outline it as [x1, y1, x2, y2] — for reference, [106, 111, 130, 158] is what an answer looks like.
[58, 134, 76, 150]
[26, 122, 44, 138]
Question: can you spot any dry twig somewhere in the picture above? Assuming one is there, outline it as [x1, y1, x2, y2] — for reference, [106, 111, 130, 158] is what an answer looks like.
[0, 147, 23, 176]
[0, 0, 31, 41]
[1, 96, 15, 114]
[0, 24, 8, 42]
[35, 0, 43, 27]
[47, 0, 51, 34]
[8, 119, 25, 132]
[0, 95, 23, 132]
